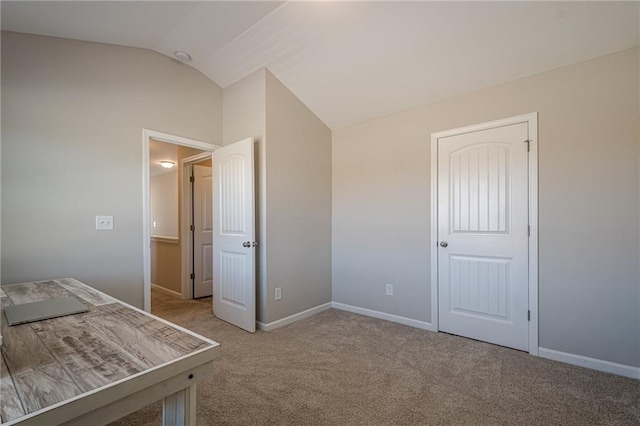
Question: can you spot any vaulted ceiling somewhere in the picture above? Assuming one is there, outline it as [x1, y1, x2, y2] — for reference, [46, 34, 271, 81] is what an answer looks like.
[2, 1, 639, 129]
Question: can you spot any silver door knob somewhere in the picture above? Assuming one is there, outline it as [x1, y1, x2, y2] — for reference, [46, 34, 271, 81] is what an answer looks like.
[439, 241, 448, 248]
[242, 241, 251, 248]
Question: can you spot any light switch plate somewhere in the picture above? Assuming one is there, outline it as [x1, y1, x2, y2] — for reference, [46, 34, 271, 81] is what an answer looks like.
[96, 215, 114, 231]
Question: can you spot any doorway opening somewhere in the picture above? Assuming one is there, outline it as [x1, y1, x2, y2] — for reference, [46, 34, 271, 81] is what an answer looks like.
[144, 131, 258, 332]
[142, 129, 221, 313]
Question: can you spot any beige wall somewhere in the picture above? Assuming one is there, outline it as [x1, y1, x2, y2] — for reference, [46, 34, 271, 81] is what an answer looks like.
[222, 69, 332, 324]
[150, 170, 178, 238]
[150, 238, 181, 293]
[1, 31, 222, 306]
[333, 48, 640, 367]
[223, 69, 266, 147]
[265, 71, 332, 323]
[222, 69, 268, 320]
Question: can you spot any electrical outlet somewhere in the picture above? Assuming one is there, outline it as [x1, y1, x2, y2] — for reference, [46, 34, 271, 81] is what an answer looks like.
[386, 284, 393, 296]
[275, 287, 282, 301]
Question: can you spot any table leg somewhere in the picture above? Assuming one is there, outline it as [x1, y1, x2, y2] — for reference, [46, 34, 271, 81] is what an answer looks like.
[163, 384, 196, 426]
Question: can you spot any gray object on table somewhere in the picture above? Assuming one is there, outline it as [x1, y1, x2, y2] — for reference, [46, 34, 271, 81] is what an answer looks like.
[3, 297, 89, 326]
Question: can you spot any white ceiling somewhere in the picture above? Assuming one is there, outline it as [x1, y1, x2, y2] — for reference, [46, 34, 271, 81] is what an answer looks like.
[2, 1, 639, 129]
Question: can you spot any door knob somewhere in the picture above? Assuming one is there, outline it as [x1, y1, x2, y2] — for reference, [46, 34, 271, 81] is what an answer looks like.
[439, 241, 448, 248]
[242, 241, 251, 248]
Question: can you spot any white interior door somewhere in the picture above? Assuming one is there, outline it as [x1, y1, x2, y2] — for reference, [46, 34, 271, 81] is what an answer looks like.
[193, 164, 213, 298]
[437, 122, 529, 351]
[213, 138, 256, 332]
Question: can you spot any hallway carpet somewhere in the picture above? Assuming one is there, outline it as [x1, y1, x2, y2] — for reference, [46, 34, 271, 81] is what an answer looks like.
[109, 290, 639, 425]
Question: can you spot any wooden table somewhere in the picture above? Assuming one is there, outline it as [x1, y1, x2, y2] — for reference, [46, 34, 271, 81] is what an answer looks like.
[0, 278, 220, 425]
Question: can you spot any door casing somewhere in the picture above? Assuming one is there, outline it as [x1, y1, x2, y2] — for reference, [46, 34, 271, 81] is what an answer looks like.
[430, 113, 539, 355]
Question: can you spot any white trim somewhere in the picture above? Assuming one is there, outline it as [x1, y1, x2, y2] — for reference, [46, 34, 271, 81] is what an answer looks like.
[431, 113, 537, 139]
[527, 114, 539, 355]
[429, 112, 539, 354]
[143, 134, 150, 312]
[143, 129, 217, 152]
[430, 129, 439, 333]
[142, 129, 221, 312]
[256, 303, 332, 331]
[150, 236, 179, 244]
[180, 152, 215, 301]
[151, 283, 183, 298]
[182, 152, 212, 165]
[538, 347, 640, 380]
[332, 302, 436, 331]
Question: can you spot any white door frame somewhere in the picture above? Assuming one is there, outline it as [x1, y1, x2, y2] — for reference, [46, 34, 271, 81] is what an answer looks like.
[430, 112, 539, 355]
[142, 129, 221, 312]
[180, 152, 213, 300]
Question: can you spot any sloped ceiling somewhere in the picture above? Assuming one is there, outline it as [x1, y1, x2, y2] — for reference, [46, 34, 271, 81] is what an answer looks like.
[2, 1, 639, 129]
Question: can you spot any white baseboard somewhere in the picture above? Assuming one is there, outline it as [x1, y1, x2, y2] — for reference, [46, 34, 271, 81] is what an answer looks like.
[538, 347, 640, 379]
[151, 283, 183, 299]
[257, 302, 332, 331]
[331, 302, 436, 332]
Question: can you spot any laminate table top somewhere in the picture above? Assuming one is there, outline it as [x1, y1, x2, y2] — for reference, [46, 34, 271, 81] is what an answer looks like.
[0, 278, 220, 425]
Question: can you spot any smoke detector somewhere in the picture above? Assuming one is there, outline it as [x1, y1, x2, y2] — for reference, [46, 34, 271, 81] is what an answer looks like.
[174, 51, 191, 63]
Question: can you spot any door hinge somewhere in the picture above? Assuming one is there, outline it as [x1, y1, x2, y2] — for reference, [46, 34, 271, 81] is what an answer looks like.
[528, 310, 531, 321]
[190, 175, 194, 183]
[190, 273, 195, 280]
[524, 139, 531, 152]
[528, 225, 530, 237]
[190, 224, 195, 232]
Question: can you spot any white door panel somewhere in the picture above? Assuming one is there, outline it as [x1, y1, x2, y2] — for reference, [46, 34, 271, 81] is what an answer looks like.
[213, 138, 256, 333]
[438, 123, 529, 351]
[193, 165, 213, 298]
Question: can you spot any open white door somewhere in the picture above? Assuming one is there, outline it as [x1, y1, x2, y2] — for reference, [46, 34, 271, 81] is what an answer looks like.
[193, 165, 213, 298]
[213, 138, 256, 332]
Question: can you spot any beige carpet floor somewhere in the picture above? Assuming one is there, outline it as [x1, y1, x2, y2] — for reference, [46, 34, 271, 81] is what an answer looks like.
[109, 290, 639, 425]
